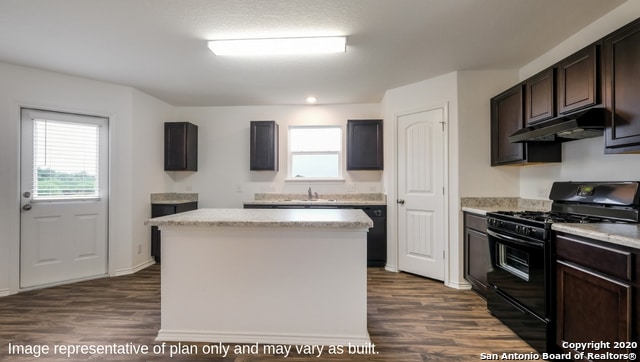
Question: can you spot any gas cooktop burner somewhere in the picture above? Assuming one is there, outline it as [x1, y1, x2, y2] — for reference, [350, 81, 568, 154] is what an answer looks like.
[492, 210, 613, 224]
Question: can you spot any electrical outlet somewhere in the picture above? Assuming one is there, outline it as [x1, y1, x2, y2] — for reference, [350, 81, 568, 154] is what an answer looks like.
[236, 184, 243, 193]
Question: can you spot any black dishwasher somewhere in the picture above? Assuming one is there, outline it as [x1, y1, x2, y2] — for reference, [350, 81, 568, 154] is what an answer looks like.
[243, 203, 386, 267]
[346, 205, 386, 267]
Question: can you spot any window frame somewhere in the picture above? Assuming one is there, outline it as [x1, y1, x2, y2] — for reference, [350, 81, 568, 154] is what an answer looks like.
[29, 114, 106, 202]
[286, 125, 345, 182]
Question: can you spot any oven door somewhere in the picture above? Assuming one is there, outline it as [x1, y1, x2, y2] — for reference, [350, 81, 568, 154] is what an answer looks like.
[487, 229, 549, 319]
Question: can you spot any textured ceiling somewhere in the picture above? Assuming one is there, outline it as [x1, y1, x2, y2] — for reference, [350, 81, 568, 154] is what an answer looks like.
[0, 0, 626, 106]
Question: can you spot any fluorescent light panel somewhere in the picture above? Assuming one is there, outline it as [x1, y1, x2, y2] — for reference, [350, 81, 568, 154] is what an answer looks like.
[208, 36, 346, 56]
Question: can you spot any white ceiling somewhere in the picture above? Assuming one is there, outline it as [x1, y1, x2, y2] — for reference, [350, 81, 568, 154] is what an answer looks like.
[0, 0, 626, 106]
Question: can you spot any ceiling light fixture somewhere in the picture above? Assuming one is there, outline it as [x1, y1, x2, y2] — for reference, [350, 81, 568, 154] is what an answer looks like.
[306, 96, 317, 104]
[208, 36, 346, 56]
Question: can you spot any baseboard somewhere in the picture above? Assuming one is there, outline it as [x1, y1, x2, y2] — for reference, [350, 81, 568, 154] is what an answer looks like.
[445, 280, 472, 290]
[0, 288, 11, 297]
[156, 329, 371, 347]
[111, 258, 156, 277]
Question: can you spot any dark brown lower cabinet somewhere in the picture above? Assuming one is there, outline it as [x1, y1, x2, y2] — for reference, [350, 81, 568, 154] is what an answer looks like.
[555, 232, 638, 361]
[463, 212, 489, 298]
[151, 201, 198, 262]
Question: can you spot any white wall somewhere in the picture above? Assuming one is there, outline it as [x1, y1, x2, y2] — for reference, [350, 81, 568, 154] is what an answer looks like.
[457, 70, 520, 197]
[518, 0, 640, 199]
[130, 89, 175, 269]
[171, 104, 382, 208]
[0, 62, 169, 295]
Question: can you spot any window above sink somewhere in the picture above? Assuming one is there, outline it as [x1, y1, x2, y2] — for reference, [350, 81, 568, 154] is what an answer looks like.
[287, 125, 343, 181]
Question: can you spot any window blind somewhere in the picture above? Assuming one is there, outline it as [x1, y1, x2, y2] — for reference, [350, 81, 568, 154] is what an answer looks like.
[32, 119, 100, 200]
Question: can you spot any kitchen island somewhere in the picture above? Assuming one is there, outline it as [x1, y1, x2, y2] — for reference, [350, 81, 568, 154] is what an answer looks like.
[145, 208, 373, 346]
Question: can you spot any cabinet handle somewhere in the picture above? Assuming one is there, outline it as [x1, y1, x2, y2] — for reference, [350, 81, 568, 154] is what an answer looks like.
[397, 199, 405, 204]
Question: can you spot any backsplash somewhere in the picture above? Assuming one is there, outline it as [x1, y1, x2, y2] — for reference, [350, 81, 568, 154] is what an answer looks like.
[254, 193, 386, 202]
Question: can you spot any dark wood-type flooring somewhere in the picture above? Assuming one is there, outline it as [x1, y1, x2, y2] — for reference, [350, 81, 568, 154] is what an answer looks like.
[0, 265, 536, 361]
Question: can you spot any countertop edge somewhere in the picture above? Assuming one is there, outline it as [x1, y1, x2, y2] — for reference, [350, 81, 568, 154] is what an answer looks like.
[151, 200, 199, 205]
[146, 208, 374, 229]
[552, 223, 640, 250]
[243, 200, 386, 206]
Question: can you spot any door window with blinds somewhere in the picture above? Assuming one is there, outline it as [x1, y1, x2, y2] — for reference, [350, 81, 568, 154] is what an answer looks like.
[31, 116, 102, 200]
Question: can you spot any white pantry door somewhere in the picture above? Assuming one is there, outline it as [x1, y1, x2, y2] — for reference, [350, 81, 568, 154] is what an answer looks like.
[397, 106, 446, 280]
[20, 109, 109, 288]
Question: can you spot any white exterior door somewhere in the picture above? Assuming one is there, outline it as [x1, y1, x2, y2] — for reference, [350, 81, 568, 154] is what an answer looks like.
[397, 106, 446, 280]
[20, 109, 109, 289]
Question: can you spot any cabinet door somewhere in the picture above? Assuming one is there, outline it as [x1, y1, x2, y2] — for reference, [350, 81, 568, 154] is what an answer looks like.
[491, 84, 561, 165]
[525, 67, 555, 125]
[491, 84, 525, 165]
[151, 202, 198, 263]
[464, 227, 489, 298]
[558, 44, 599, 115]
[165, 122, 198, 171]
[250, 121, 279, 171]
[347, 119, 383, 170]
[604, 19, 640, 153]
[556, 261, 632, 357]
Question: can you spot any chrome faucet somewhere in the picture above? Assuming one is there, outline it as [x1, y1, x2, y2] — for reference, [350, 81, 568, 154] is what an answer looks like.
[308, 187, 313, 200]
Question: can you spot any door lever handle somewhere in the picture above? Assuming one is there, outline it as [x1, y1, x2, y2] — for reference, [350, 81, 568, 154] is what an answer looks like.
[397, 199, 405, 205]
[22, 204, 32, 211]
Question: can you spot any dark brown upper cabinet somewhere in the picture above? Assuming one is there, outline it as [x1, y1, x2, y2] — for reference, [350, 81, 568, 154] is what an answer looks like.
[250, 120, 279, 171]
[525, 67, 556, 125]
[165, 122, 198, 171]
[347, 119, 383, 170]
[491, 84, 561, 166]
[557, 43, 600, 115]
[604, 18, 640, 154]
[492, 84, 524, 165]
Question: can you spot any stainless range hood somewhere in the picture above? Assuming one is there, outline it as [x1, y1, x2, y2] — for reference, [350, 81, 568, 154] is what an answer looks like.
[508, 107, 606, 143]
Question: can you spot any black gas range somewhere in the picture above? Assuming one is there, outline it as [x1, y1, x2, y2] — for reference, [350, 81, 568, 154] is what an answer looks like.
[485, 181, 640, 354]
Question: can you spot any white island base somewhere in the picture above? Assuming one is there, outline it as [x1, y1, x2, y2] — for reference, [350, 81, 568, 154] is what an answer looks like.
[150, 209, 372, 346]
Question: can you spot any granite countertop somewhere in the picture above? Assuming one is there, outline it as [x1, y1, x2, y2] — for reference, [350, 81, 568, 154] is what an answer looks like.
[552, 223, 640, 249]
[151, 200, 198, 205]
[151, 192, 198, 205]
[460, 197, 551, 215]
[244, 199, 386, 206]
[245, 192, 387, 206]
[461, 205, 524, 215]
[145, 208, 374, 229]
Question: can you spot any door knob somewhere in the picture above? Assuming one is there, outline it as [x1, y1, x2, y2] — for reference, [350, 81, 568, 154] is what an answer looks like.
[22, 204, 32, 211]
[397, 199, 405, 204]
[23, 191, 31, 198]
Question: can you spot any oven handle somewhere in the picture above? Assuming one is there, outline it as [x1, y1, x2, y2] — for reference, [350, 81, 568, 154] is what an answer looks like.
[486, 229, 543, 249]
